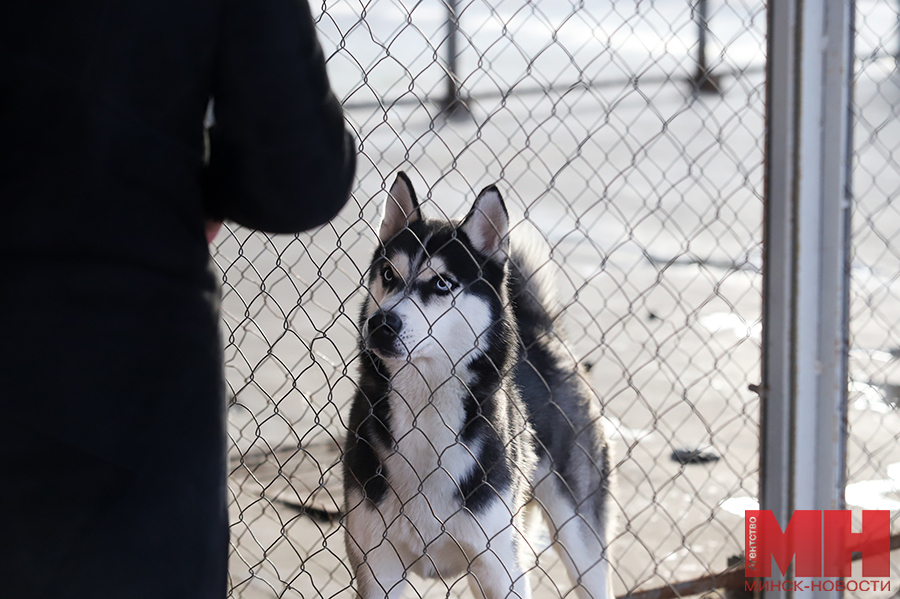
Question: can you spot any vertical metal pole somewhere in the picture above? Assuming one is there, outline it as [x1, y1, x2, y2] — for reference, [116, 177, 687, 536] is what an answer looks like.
[692, 0, 719, 93]
[761, 0, 853, 598]
[441, 0, 466, 118]
[695, 0, 709, 78]
[896, 0, 900, 64]
[760, 1, 796, 595]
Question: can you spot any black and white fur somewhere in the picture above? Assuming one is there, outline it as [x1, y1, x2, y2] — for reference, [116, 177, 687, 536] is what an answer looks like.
[343, 172, 613, 599]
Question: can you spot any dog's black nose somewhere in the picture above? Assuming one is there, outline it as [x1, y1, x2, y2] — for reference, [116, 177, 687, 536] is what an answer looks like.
[367, 310, 402, 336]
[365, 311, 403, 356]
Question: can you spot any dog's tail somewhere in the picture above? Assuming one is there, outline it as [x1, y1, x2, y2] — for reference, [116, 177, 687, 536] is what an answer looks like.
[273, 497, 342, 524]
[507, 228, 562, 337]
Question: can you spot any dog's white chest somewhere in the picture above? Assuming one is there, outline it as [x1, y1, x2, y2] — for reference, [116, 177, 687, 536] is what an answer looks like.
[379, 381, 494, 578]
[383, 380, 476, 508]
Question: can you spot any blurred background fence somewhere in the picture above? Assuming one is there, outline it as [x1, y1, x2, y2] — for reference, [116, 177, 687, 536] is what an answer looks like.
[848, 2, 900, 598]
[210, 0, 900, 597]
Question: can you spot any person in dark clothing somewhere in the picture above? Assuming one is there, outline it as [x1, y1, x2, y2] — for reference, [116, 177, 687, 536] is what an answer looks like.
[0, 0, 355, 597]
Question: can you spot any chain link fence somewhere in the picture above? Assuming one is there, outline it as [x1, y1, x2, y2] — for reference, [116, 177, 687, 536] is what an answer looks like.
[849, 1, 900, 597]
[211, 1, 898, 598]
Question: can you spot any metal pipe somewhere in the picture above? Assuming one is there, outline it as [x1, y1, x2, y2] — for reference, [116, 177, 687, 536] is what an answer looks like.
[696, 0, 708, 74]
[441, 0, 466, 117]
[692, 0, 719, 93]
[761, 0, 854, 598]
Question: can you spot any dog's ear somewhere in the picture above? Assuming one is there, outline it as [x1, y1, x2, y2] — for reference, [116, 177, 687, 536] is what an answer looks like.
[379, 172, 421, 242]
[461, 184, 509, 257]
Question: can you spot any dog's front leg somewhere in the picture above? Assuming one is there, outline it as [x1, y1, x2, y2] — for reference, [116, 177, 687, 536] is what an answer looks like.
[464, 524, 532, 599]
[345, 500, 409, 599]
[351, 553, 408, 599]
[346, 533, 409, 599]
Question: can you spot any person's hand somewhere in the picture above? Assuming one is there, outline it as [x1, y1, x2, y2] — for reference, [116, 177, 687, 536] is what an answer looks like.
[205, 220, 223, 243]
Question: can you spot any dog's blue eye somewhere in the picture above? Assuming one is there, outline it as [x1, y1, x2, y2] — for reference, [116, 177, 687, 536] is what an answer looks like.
[434, 277, 455, 293]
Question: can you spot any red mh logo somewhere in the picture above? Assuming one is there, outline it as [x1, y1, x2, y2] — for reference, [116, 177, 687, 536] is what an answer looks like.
[745, 510, 891, 577]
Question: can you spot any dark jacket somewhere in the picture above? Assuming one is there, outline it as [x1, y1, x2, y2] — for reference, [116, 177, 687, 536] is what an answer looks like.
[0, 0, 355, 596]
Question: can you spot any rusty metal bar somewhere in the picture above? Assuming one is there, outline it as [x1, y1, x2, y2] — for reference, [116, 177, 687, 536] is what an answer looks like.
[618, 534, 900, 599]
[619, 568, 744, 599]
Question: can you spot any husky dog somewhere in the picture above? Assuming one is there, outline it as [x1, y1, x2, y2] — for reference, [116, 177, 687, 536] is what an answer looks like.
[343, 172, 612, 599]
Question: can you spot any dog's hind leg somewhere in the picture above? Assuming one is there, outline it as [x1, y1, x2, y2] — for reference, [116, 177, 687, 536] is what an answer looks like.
[534, 475, 612, 599]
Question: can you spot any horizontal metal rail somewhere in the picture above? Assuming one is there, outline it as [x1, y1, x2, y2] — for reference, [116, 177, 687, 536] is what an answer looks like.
[339, 65, 766, 112]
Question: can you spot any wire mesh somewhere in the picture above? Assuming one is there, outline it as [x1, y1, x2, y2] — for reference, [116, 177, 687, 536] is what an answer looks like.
[213, 1, 768, 597]
[848, 1, 900, 596]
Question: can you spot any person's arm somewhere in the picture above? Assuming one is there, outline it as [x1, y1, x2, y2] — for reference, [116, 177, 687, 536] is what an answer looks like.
[202, 0, 355, 234]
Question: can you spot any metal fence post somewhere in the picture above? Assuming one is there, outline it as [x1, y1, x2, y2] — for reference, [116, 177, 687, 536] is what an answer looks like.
[692, 0, 719, 93]
[441, 0, 467, 118]
[761, 0, 853, 597]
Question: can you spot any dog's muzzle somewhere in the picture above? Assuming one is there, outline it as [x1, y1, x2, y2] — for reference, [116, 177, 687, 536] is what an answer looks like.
[365, 310, 403, 356]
